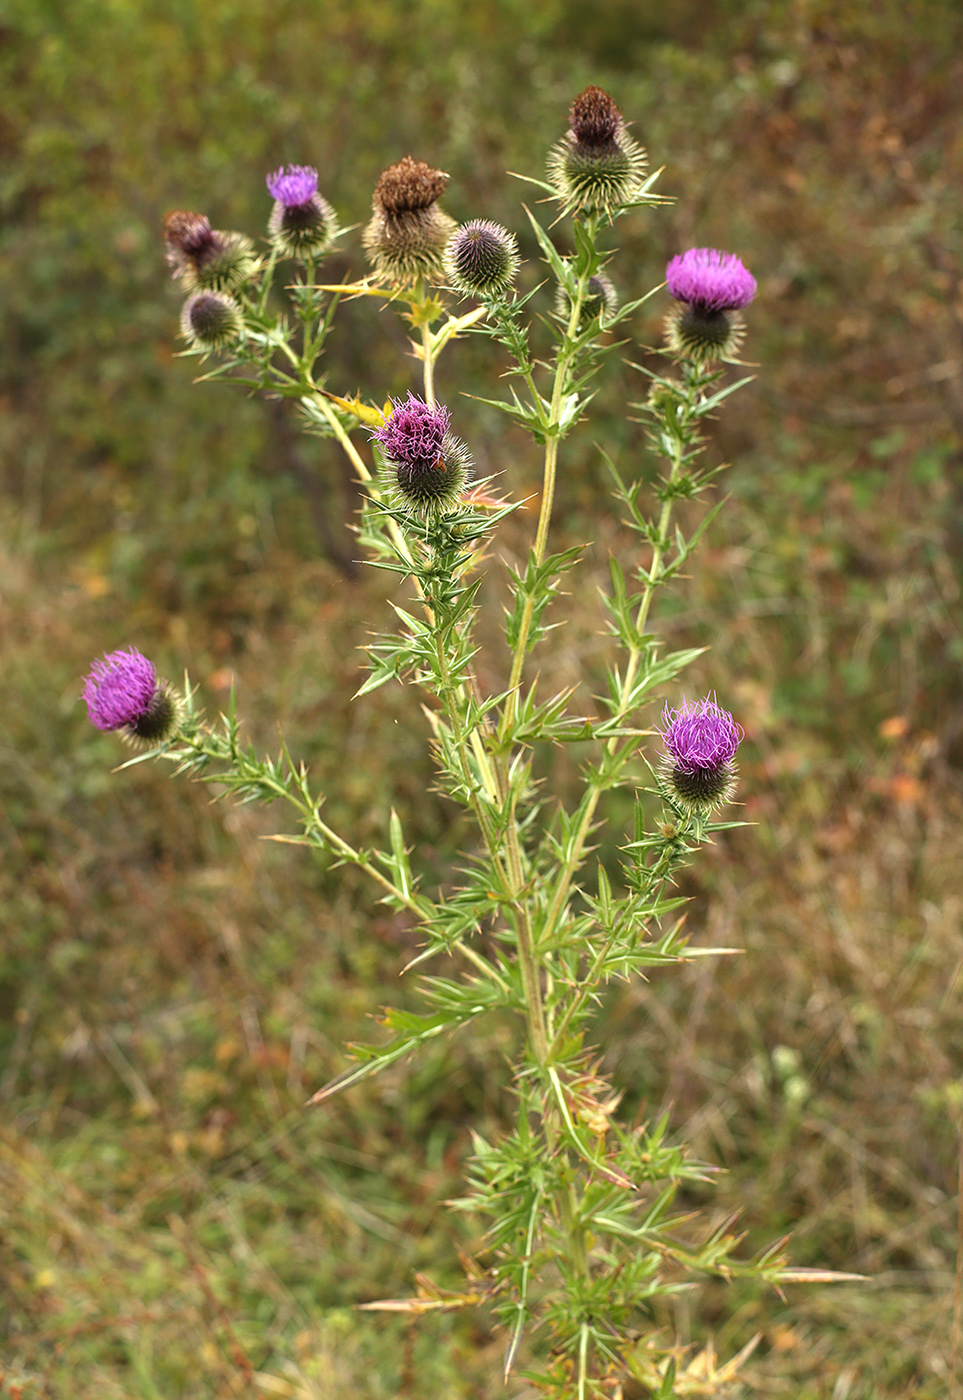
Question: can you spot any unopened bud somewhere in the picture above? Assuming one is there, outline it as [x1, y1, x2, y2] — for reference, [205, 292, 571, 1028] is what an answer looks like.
[181, 290, 242, 350]
[556, 272, 618, 325]
[445, 220, 519, 297]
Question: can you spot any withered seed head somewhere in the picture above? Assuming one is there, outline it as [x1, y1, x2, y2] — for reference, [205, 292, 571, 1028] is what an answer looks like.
[547, 86, 647, 219]
[163, 211, 256, 294]
[163, 211, 217, 266]
[363, 156, 455, 286]
[373, 157, 449, 214]
[568, 86, 623, 150]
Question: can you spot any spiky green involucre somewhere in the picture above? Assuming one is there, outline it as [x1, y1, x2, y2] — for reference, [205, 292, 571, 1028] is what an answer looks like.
[664, 303, 746, 364]
[445, 220, 520, 297]
[181, 290, 243, 350]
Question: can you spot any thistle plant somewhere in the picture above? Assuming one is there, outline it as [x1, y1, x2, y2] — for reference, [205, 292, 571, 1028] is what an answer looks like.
[85, 89, 851, 1397]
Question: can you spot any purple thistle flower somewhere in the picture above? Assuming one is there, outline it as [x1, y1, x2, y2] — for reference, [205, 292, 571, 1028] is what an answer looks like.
[83, 648, 181, 744]
[665, 248, 756, 312]
[266, 164, 320, 208]
[371, 394, 471, 515]
[663, 249, 756, 363]
[266, 165, 337, 258]
[659, 694, 744, 810]
[374, 393, 450, 466]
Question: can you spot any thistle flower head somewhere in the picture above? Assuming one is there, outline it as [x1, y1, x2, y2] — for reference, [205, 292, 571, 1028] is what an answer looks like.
[445, 219, 519, 297]
[547, 86, 647, 218]
[180, 290, 242, 350]
[164, 210, 217, 269]
[267, 164, 319, 207]
[163, 211, 256, 294]
[362, 157, 457, 286]
[664, 248, 756, 364]
[659, 694, 744, 811]
[83, 648, 181, 744]
[266, 164, 338, 258]
[371, 393, 471, 516]
[556, 272, 618, 325]
[666, 248, 756, 312]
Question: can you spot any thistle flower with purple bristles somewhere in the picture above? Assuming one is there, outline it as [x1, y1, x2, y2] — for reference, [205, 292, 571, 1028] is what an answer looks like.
[371, 393, 471, 516]
[445, 220, 519, 297]
[266, 164, 338, 259]
[83, 648, 181, 745]
[163, 211, 256, 294]
[658, 694, 744, 811]
[664, 247, 756, 363]
[547, 86, 647, 218]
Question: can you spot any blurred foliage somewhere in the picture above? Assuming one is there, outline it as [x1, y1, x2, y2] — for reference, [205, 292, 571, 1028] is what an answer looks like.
[3, 0, 963, 1395]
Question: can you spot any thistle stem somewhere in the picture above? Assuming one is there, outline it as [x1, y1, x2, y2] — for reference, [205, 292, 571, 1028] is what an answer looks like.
[539, 380, 694, 951]
[177, 729, 424, 919]
[422, 320, 436, 406]
[499, 228, 596, 742]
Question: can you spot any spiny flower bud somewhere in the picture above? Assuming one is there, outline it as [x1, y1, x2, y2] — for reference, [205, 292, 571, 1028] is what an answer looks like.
[84, 647, 182, 745]
[547, 86, 647, 219]
[371, 393, 471, 516]
[646, 377, 683, 413]
[555, 272, 618, 325]
[664, 248, 757, 363]
[362, 157, 457, 287]
[445, 219, 519, 297]
[163, 211, 256, 294]
[659, 694, 744, 812]
[181, 290, 242, 350]
[266, 164, 338, 259]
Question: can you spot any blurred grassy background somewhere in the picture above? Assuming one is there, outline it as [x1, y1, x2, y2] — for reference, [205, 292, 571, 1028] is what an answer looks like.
[2, 0, 963, 1395]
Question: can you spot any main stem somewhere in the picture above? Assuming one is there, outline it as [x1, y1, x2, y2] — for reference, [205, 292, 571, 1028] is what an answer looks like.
[499, 242, 595, 740]
[489, 225, 598, 1068]
[422, 320, 436, 406]
[539, 434, 685, 953]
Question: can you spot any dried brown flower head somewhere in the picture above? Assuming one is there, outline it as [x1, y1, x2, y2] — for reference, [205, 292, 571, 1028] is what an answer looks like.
[162, 211, 256, 293]
[547, 86, 647, 218]
[363, 156, 456, 286]
[373, 157, 449, 214]
[568, 86, 623, 150]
